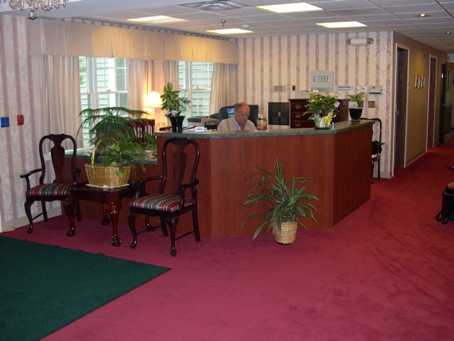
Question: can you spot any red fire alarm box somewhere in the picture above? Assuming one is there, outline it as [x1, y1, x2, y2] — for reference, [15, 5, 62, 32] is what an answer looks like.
[17, 114, 24, 126]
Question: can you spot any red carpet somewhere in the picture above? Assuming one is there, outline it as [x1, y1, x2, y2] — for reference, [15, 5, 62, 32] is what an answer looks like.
[4, 142, 454, 340]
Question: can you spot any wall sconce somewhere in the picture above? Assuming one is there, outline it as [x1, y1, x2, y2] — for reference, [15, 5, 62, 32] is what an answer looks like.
[347, 37, 374, 46]
[144, 91, 162, 118]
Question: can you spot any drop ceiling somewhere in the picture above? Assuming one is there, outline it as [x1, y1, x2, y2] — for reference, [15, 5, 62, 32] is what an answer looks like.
[1, 0, 453, 53]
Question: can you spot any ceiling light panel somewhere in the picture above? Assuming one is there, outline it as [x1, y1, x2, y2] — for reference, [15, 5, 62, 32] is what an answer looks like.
[128, 15, 186, 24]
[257, 2, 322, 14]
[207, 28, 252, 34]
[317, 21, 367, 28]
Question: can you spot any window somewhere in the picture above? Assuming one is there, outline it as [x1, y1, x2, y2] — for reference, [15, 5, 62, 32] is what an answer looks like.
[178, 61, 213, 117]
[79, 57, 128, 146]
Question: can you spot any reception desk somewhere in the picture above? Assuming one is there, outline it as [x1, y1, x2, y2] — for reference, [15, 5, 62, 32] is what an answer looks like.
[74, 121, 372, 240]
[154, 120, 373, 239]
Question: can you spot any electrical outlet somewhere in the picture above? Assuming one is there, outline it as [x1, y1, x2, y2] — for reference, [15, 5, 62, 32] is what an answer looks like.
[368, 101, 375, 108]
[1, 117, 10, 128]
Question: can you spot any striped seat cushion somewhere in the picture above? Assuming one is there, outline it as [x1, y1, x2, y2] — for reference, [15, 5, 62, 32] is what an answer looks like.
[130, 193, 195, 212]
[26, 183, 72, 196]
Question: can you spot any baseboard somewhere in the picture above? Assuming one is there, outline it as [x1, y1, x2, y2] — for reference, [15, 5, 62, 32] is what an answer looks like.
[0, 208, 63, 233]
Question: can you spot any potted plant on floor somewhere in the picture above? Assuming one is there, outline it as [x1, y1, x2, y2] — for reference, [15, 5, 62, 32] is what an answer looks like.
[160, 82, 190, 133]
[242, 158, 318, 244]
[347, 92, 365, 121]
[77, 107, 156, 187]
[304, 91, 338, 129]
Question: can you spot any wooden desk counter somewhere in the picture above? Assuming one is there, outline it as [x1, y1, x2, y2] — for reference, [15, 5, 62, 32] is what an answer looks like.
[156, 120, 373, 239]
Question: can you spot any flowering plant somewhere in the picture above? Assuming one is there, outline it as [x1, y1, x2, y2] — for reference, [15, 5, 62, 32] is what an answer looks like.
[304, 91, 338, 122]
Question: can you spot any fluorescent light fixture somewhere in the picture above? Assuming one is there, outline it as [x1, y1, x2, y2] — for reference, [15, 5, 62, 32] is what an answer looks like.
[317, 21, 366, 29]
[128, 16, 186, 24]
[347, 37, 374, 45]
[207, 28, 253, 34]
[257, 2, 322, 13]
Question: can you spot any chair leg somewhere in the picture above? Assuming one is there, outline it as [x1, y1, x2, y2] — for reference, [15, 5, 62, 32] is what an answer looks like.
[166, 218, 178, 257]
[377, 158, 381, 179]
[160, 217, 169, 237]
[192, 206, 201, 242]
[371, 160, 374, 183]
[128, 211, 139, 249]
[62, 198, 76, 237]
[41, 200, 48, 222]
[75, 199, 81, 221]
[24, 200, 34, 233]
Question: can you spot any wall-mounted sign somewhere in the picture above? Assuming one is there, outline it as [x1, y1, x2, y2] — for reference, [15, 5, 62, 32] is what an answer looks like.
[310, 70, 334, 93]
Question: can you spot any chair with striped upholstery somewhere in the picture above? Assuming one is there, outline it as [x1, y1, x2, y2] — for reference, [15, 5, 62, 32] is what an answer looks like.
[20, 134, 81, 234]
[128, 137, 201, 256]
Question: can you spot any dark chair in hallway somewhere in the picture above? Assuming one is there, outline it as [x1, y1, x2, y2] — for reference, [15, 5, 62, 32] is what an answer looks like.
[20, 134, 81, 234]
[362, 118, 384, 181]
[128, 137, 201, 256]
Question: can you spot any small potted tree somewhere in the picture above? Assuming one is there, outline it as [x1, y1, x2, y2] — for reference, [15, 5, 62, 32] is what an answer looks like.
[242, 158, 318, 244]
[347, 92, 365, 121]
[160, 82, 190, 133]
[77, 107, 156, 187]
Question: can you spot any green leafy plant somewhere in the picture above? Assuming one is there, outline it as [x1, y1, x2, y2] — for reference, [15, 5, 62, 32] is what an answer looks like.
[347, 92, 365, 108]
[160, 82, 190, 117]
[242, 158, 318, 239]
[77, 107, 156, 172]
[304, 91, 338, 122]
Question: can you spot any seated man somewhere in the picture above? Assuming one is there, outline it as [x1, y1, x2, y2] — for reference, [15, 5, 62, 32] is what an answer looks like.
[217, 102, 257, 131]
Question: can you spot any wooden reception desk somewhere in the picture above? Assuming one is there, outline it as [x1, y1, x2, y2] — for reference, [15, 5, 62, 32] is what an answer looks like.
[154, 120, 373, 239]
[75, 121, 372, 240]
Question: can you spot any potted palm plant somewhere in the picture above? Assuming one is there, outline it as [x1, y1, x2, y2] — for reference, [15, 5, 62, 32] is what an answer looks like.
[160, 82, 190, 133]
[242, 158, 318, 244]
[347, 92, 365, 121]
[304, 91, 338, 129]
[77, 107, 156, 187]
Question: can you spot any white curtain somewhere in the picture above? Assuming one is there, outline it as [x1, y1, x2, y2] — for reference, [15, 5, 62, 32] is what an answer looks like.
[128, 59, 167, 128]
[209, 63, 237, 115]
[41, 55, 82, 140]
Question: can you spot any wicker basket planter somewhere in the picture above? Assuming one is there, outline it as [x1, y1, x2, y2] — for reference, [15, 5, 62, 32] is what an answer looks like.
[84, 139, 131, 187]
[273, 221, 298, 245]
[85, 164, 130, 187]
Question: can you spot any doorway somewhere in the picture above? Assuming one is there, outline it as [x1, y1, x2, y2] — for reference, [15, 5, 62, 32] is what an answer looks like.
[440, 63, 454, 143]
[427, 56, 437, 148]
[395, 47, 408, 169]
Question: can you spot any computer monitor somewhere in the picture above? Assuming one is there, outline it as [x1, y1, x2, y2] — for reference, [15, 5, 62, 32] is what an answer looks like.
[227, 107, 235, 118]
[268, 102, 289, 125]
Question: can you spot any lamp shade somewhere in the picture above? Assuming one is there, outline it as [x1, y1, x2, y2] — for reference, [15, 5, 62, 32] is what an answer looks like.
[146, 91, 162, 108]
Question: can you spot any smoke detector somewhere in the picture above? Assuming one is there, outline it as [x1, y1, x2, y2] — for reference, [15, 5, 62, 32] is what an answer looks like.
[181, 1, 246, 11]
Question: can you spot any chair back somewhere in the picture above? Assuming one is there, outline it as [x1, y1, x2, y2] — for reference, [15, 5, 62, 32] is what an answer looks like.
[133, 119, 155, 143]
[159, 138, 200, 196]
[38, 134, 77, 184]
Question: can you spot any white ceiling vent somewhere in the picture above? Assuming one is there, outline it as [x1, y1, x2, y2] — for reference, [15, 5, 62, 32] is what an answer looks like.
[181, 1, 246, 11]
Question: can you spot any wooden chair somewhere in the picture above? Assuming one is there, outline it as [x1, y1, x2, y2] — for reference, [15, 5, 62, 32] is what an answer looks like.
[128, 137, 201, 256]
[20, 134, 81, 234]
[133, 119, 155, 143]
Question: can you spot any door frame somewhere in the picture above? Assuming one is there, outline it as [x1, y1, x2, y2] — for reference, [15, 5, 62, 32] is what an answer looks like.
[394, 44, 409, 171]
